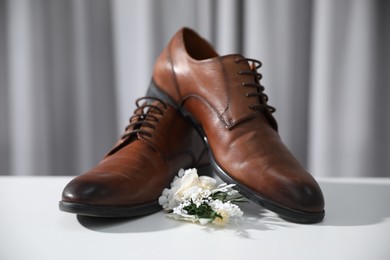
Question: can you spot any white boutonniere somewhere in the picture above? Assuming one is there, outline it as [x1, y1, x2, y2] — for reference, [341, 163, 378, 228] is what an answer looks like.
[158, 168, 245, 226]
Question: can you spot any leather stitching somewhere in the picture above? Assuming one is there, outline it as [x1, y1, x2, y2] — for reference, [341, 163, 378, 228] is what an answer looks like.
[218, 57, 231, 118]
[181, 94, 230, 127]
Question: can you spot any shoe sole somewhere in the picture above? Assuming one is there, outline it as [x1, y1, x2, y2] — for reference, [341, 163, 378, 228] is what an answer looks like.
[147, 79, 325, 224]
[59, 201, 161, 218]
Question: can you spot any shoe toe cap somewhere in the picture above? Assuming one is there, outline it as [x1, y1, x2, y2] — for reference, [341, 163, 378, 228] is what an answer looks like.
[272, 170, 325, 214]
[290, 178, 324, 212]
[61, 172, 123, 205]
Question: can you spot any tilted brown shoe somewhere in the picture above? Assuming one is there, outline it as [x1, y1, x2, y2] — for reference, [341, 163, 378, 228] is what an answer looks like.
[59, 97, 209, 217]
[148, 28, 325, 223]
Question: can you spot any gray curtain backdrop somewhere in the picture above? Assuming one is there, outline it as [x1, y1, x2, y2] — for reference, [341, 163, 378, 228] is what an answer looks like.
[0, 0, 389, 177]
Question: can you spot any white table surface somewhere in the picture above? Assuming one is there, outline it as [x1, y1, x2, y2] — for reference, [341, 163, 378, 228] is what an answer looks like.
[0, 176, 389, 260]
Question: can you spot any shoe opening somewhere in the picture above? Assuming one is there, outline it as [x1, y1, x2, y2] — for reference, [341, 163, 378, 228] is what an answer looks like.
[182, 28, 219, 60]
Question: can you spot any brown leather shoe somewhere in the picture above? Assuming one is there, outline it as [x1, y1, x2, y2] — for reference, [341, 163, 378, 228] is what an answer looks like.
[148, 28, 325, 223]
[59, 97, 209, 217]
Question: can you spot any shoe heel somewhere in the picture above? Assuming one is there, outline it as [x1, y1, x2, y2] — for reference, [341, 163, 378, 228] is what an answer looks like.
[147, 79, 178, 109]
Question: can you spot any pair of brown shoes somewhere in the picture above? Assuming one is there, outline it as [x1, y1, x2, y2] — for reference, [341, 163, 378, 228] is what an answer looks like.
[60, 28, 325, 224]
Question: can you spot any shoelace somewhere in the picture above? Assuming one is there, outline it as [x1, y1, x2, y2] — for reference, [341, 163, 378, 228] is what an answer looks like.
[235, 57, 276, 114]
[121, 96, 167, 140]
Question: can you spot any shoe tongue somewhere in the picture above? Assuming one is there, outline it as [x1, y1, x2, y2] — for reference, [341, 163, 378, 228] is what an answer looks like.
[139, 100, 163, 131]
[145, 100, 165, 115]
[105, 100, 165, 157]
[126, 100, 164, 138]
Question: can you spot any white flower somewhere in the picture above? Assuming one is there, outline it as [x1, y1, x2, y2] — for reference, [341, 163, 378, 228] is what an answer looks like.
[158, 169, 194, 210]
[212, 211, 230, 226]
[160, 168, 218, 209]
[173, 168, 199, 201]
[183, 187, 204, 202]
[158, 185, 180, 210]
[177, 168, 185, 177]
[158, 195, 168, 206]
[198, 176, 217, 190]
[210, 200, 244, 218]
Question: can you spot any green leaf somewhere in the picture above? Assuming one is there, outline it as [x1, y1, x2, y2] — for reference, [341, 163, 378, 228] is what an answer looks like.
[183, 200, 220, 220]
[211, 191, 228, 202]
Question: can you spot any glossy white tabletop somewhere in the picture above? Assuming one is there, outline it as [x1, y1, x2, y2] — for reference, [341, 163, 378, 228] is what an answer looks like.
[0, 176, 389, 260]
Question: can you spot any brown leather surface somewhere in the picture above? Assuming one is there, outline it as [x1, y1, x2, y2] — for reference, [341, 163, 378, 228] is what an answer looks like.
[153, 28, 324, 213]
[62, 100, 208, 206]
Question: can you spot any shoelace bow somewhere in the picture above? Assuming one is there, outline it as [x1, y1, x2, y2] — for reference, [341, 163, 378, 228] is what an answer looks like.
[121, 96, 167, 140]
[235, 57, 276, 114]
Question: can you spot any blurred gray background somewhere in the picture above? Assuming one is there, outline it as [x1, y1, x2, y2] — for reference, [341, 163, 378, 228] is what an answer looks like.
[0, 0, 389, 177]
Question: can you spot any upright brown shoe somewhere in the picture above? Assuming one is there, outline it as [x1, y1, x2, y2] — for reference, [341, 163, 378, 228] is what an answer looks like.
[59, 97, 209, 217]
[148, 28, 325, 223]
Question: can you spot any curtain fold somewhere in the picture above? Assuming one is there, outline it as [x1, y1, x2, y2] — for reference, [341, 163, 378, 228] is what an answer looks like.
[309, 0, 390, 177]
[0, 0, 389, 177]
[2, 0, 117, 175]
[0, 0, 10, 174]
